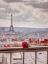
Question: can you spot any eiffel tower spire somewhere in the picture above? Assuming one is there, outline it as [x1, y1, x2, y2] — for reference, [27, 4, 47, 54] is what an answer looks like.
[9, 14, 14, 32]
[11, 14, 12, 26]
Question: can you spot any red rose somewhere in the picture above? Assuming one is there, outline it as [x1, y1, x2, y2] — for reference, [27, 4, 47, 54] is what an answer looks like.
[22, 41, 28, 48]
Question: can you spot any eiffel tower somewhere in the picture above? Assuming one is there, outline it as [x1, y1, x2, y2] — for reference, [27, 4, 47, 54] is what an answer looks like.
[9, 14, 14, 32]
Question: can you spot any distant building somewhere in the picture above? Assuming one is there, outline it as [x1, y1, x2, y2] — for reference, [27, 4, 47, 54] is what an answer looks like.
[0, 27, 5, 36]
[0, 27, 5, 32]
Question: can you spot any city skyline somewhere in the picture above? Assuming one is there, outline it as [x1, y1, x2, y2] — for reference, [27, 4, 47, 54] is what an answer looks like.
[0, 0, 48, 28]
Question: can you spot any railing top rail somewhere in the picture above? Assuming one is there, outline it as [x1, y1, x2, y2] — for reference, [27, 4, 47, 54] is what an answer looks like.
[0, 46, 48, 53]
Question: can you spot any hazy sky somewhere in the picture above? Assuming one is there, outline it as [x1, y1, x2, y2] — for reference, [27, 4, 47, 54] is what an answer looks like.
[0, 0, 48, 28]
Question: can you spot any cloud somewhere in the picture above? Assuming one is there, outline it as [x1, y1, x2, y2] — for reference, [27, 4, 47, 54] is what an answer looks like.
[0, 0, 48, 28]
[0, 6, 19, 14]
[0, 0, 20, 14]
[0, 19, 10, 27]
[3, 0, 37, 3]
[0, 14, 8, 20]
[2, 0, 48, 12]
[13, 8, 35, 22]
[25, 2, 48, 12]
[43, 9, 48, 12]
[3, 0, 48, 9]
[3, 0, 47, 3]
[32, 2, 48, 9]
[3, 0, 23, 3]
[0, 18, 48, 28]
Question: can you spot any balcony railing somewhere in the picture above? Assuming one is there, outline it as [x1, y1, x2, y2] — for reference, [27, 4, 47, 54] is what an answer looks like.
[0, 46, 48, 64]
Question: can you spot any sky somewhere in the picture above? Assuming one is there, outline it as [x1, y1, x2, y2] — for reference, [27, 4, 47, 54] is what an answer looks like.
[0, 0, 48, 28]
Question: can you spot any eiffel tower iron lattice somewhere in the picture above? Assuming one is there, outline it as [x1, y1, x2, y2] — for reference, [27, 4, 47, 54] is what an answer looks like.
[9, 14, 14, 32]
